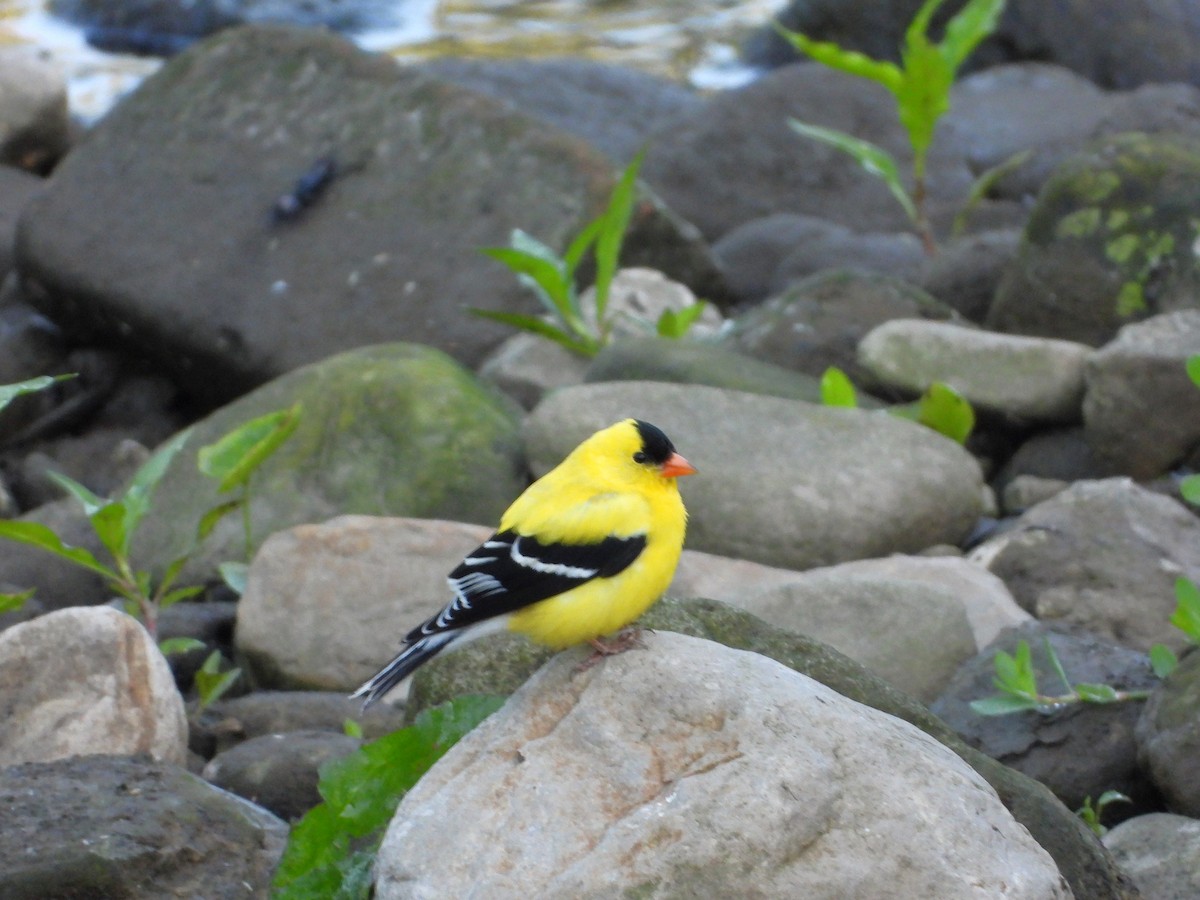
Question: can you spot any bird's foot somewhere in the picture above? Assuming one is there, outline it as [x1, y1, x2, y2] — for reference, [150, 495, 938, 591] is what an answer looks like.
[576, 628, 648, 672]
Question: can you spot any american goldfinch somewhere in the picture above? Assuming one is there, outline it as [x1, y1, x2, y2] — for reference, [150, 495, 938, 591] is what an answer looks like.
[353, 418, 695, 707]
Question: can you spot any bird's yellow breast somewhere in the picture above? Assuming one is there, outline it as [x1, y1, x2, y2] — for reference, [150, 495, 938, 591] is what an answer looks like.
[505, 489, 687, 649]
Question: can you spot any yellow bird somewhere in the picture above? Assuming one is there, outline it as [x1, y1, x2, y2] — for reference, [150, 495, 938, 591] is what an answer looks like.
[353, 418, 695, 707]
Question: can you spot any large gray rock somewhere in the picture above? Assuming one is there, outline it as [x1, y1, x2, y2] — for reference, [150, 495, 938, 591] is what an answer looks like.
[132, 343, 524, 583]
[375, 632, 1070, 898]
[402, 595, 1139, 900]
[1083, 310, 1200, 478]
[0, 754, 287, 898]
[421, 58, 703, 163]
[858, 319, 1091, 425]
[1105, 813, 1200, 900]
[238, 515, 493, 691]
[970, 478, 1200, 652]
[733, 571, 977, 702]
[0, 606, 187, 766]
[524, 382, 984, 570]
[734, 555, 1029, 703]
[1136, 647, 1200, 818]
[15, 25, 725, 406]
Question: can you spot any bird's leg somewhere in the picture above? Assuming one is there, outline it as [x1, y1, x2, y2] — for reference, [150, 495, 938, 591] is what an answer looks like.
[576, 627, 648, 671]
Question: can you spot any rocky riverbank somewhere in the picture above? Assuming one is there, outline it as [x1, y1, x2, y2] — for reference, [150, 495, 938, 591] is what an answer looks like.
[3, 4, 1200, 897]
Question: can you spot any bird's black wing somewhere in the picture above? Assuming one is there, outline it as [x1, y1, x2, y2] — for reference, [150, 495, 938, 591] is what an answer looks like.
[404, 529, 647, 642]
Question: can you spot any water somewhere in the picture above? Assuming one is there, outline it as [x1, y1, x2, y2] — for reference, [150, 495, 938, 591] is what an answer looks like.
[0, 0, 775, 122]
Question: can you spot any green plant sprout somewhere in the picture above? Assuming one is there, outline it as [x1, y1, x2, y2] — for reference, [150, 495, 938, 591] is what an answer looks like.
[476, 150, 707, 356]
[0, 406, 300, 644]
[272, 695, 504, 900]
[0, 374, 75, 412]
[776, 0, 1006, 253]
[1076, 791, 1131, 837]
[970, 638, 1152, 716]
[0, 375, 76, 613]
[0, 428, 199, 639]
[198, 402, 301, 590]
[951, 149, 1032, 237]
[0, 588, 34, 615]
[820, 367, 859, 407]
[1146, 576, 1200, 679]
[193, 649, 242, 710]
[819, 365, 975, 444]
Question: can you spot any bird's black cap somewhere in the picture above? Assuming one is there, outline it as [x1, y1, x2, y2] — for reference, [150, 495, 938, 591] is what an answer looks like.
[633, 419, 676, 466]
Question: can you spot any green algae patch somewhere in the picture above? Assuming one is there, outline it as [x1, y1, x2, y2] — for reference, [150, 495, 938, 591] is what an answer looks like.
[989, 132, 1200, 344]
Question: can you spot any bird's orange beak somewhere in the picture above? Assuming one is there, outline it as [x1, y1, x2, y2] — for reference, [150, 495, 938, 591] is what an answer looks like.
[660, 452, 697, 478]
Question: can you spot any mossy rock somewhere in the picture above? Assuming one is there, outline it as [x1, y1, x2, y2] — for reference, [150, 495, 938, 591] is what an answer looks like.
[989, 132, 1200, 345]
[133, 343, 525, 580]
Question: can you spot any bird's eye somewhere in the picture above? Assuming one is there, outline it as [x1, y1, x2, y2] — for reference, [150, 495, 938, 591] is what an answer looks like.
[633, 451, 648, 464]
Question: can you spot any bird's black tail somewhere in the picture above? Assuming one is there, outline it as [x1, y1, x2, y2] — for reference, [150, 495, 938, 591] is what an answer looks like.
[351, 633, 455, 708]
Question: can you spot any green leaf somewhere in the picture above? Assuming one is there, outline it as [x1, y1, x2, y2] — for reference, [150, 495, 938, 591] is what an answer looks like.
[940, 0, 1007, 71]
[0, 587, 34, 614]
[343, 718, 364, 739]
[194, 650, 240, 709]
[993, 640, 1038, 698]
[0, 374, 75, 416]
[787, 119, 917, 223]
[1150, 643, 1179, 679]
[895, 35, 952, 169]
[219, 561, 249, 596]
[1171, 577, 1200, 643]
[592, 150, 645, 326]
[1074, 682, 1119, 704]
[160, 585, 203, 609]
[481, 245, 571, 318]
[273, 695, 505, 898]
[773, 23, 903, 92]
[0, 520, 115, 579]
[159, 636, 205, 656]
[820, 367, 859, 408]
[45, 470, 109, 518]
[953, 149, 1031, 237]
[198, 405, 300, 494]
[1187, 354, 1200, 388]
[1096, 789, 1131, 808]
[905, 0, 947, 42]
[197, 498, 243, 544]
[562, 216, 604, 279]
[47, 468, 129, 564]
[1043, 637, 1073, 695]
[121, 428, 194, 556]
[917, 381, 975, 444]
[1180, 474, 1200, 505]
[469, 308, 598, 357]
[89, 502, 131, 566]
[655, 301, 708, 339]
[969, 695, 1041, 716]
